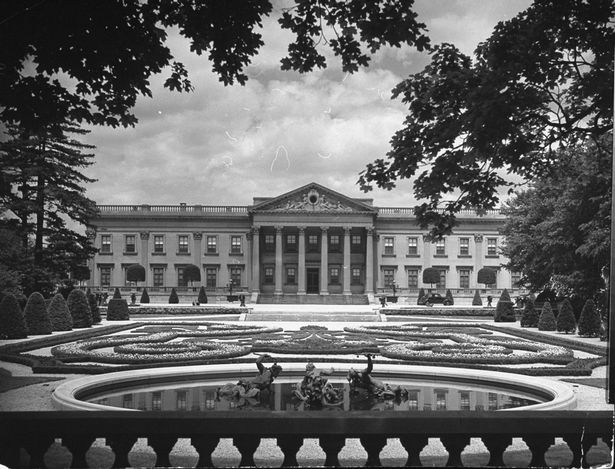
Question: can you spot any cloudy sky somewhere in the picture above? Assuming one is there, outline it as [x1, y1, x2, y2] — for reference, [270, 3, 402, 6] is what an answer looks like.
[82, 0, 532, 208]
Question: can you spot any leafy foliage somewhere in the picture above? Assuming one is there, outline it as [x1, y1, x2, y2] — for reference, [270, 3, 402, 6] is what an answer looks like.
[113, 288, 122, 300]
[499, 289, 511, 303]
[358, 1, 614, 237]
[444, 289, 454, 305]
[472, 289, 482, 306]
[47, 293, 72, 331]
[67, 289, 92, 328]
[126, 264, 146, 283]
[477, 268, 496, 286]
[538, 302, 556, 331]
[183, 264, 201, 283]
[577, 299, 601, 337]
[556, 298, 576, 334]
[0, 293, 28, 339]
[520, 297, 539, 328]
[23, 292, 52, 335]
[140, 288, 150, 304]
[494, 289, 515, 322]
[422, 268, 439, 286]
[87, 291, 101, 324]
[169, 288, 179, 304]
[107, 298, 130, 321]
[198, 286, 208, 304]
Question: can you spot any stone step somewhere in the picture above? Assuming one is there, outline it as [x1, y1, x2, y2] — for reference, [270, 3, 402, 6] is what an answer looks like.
[246, 312, 381, 322]
[257, 294, 369, 305]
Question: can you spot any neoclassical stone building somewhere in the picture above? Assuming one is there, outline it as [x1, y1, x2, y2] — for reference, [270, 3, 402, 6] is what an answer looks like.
[87, 182, 520, 302]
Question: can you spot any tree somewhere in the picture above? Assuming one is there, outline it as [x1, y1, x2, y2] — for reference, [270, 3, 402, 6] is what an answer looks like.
[477, 268, 496, 289]
[577, 299, 601, 337]
[169, 288, 179, 304]
[422, 268, 439, 289]
[87, 290, 101, 324]
[520, 296, 539, 328]
[0, 293, 28, 339]
[538, 301, 556, 331]
[444, 289, 454, 306]
[494, 289, 515, 322]
[113, 288, 122, 300]
[47, 293, 72, 331]
[472, 290, 482, 306]
[23, 291, 52, 335]
[501, 138, 610, 301]
[358, 1, 614, 237]
[417, 287, 426, 305]
[126, 264, 146, 284]
[556, 298, 576, 334]
[140, 288, 150, 304]
[183, 264, 201, 288]
[1, 1, 429, 132]
[198, 286, 208, 304]
[107, 299, 129, 321]
[67, 289, 92, 328]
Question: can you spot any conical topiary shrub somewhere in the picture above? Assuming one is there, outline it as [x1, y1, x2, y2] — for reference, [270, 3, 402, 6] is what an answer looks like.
[538, 301, 556, 331]
[169, 288, 179, 304]
[198, 286, 208, 304]
[556, 298, 576, 334]
[23, 292, 52, 335]
[67, 289, 92, 328]
[0, 293, 28, 339]
[107, 298, 130, 320]
[494, 289, 515, 322]
[520, 297, 539, 327]
[472, 290, 482, 306]
[47, 293, 73, 331]
[140, 288, 150, 304]
[444, 289, 454, 305]
[578, 299, 601, 337]
[113, 288, 122, 299]
[417, 288, 426, 305]
[87, 291, 101, 324]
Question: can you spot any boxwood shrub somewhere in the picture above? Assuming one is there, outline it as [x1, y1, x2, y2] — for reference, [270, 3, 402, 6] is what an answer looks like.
[67, 289, 92, 328]
[23, 292, 52, 335]
[107, 298, 130, 320]
[47, 293, 73, 331]
[0, 293, 28, 339]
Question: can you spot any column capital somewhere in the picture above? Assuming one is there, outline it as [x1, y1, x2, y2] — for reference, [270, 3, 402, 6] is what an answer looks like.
[320, 225, 329, 233]
[251, 225, 260, 235]
[85, 227, 97, 240]
[140, 231, 150, 240]
[366, 226, 375, 236]
[192, 232, 203, 240]
[246, 231, 253, 241]
[474, 234, 484, 242]
[343, 226, 352, 234]
[422, 234, 431, 242]
[297, 225, 306, 234]
[274, 225, 284, 233]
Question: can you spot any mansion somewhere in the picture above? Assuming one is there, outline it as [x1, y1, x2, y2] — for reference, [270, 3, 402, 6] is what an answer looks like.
[87, 182, 520, 302]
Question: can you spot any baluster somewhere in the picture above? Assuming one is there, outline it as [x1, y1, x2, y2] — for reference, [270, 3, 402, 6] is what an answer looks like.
[319, 436, 345, 467]
[24, 436, 54, 469]
[581, 435, 598, 468]
[359, 436, 387, 467]
[233, 435, 260, 467]
[62, 435, 96, 469]
[522, 435, 553, 468]
[277, 436, 303, 467]
[106, 435, 137, 468]
[481, 435, 511, 467]
[399, 435, 428, 467]
[440, 436, 470, 467]
[147, 436, 178, 467]
[191, 436, 220, 468]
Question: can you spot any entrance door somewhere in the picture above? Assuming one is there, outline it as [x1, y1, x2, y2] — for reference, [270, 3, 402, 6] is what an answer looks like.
[306, 268, 319, 293]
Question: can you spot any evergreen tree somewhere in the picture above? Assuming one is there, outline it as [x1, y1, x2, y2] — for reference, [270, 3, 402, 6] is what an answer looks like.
[538, 301, 556, 331]
[113, 287, 122, 299]
[556, 298, 577, 334]
[169, 288, 179, 304]
[198, 286, 208, 304]
[499, 289, 512, 303]
[140, 288, 150, 304]
[472, 290, 482, 306]
[520, 297, 539, 328]
[107, 298, 130, 320]
[494, 289, 515, 322]
[87, 291, 101, 324]
[417, 288, 426, 305]
[444, 289, 454, 305]
[67, 289, 92, 328]
[47, 293, 72, 331]
[0, 293, 28, 339]
[578, 299, 602, 337]
[23, 291, 52, 335]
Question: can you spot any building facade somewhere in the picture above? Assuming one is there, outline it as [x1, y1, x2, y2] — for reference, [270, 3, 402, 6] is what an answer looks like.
[87, 182, 520, 301]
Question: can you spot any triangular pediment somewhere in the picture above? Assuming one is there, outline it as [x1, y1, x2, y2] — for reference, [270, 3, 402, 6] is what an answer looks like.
[250, 183, 376, 214]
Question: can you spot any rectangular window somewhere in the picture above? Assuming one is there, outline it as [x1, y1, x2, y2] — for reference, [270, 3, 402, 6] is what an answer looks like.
[407, 268, 419, 289]
[125, 235, 136, 253]
[459, 269, 470, 289]
[285, 234, 297, 252]
[122, 394, 133, 409]
[408, 391, 419, 410]
[264, 266, 274, 284]
[307, 234, 319, 252]
[511, 271, 521, 287]
[100, 266, 111, 287]
[408, 237, 418, 255]
[435, 391, 447, 410]
[460, 392, 471, 411]
[264, 234, 275, 251]
[152, 392, 162, 411]
[383, 268, 395, 287]
[329, 234, 340, 252]
[351, 267, 362, 285]
[286, 267, 296, 285]
[176, 391, 187, 411]
[206, 268, 217, 288]
[101, 234, 112, 253]
[177, 267, 188, 287]
[351, 234, 362, 253]
[435, 239, 446, 256]
[154, 235, 164, 253]
[230, 267, 241, 286]
[230, 236, 242, 254]
[436, 269, 446, 289]
[206, 236, 217, 254]
[178, 235, 189, 254]
[153, 267, 164, 287]
[487, 238, 498, 256]
[459, 238, 469, 256]
[329, 267, 340, 285]
[488, 392, 498, 411]
[384, 237, 395, 255]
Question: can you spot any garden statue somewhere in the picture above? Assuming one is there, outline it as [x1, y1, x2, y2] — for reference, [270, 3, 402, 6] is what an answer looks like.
[293, 362, 342, 407]
[347, 354, 405, 399]
[216, 354, 282, 406]
[251, 354, 282, 391]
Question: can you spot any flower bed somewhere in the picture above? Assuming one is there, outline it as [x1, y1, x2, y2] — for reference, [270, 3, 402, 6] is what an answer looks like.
[100, 306, 247, 315]
[381, 307, 496, 316]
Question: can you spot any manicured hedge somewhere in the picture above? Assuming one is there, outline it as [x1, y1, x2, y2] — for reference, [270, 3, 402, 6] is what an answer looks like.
[0, 293, 28, 339]
[101, 306, 247, 315]
[169, 288, 179, 304]
[538, 302, 556, 331]
[140, 288, 150, 304]
[47, 293, 73, 331]
[67, 289, 92, 328]
[556, 298, 577, 334]
[383, 308, 495, 317]
[578, 299, 601, 337]
[107, 298, 130, 320]
[23, 292, 52, 335]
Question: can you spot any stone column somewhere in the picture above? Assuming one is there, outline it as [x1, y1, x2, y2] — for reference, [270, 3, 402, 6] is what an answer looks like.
[365, 226, 374, 294]
[474, 234, 483, 290]
[343, 226, 351, 295]
[274, 225, 283, 295]
[251, 226, 260, 293]
[297, 226, 306, 295]
[246, 230, 253, 290]
[140, 232, 150, 287]
[85, 227, 97, 288]
[192, 232, 202, 287]
[320, 226, 329, 295]
[422, 235, 432, 287]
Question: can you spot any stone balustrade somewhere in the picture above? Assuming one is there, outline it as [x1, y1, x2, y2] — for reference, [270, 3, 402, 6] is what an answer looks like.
[0, 411, 611, 468]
